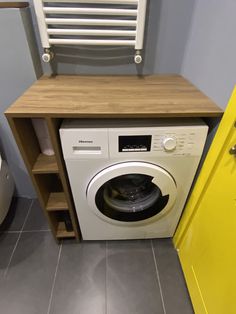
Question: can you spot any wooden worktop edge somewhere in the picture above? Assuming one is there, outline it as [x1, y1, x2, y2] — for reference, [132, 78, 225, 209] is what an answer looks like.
[5, 111, 223, 119]
[5, 74, 224, 118]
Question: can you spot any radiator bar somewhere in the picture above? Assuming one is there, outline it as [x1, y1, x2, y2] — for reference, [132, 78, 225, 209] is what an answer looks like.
[47, 28, 136, 36]
[45, 18, 137, 26]
[43, 0, 138, 4]
[44, 7, 137, 16]
[48, 38, 136, 45]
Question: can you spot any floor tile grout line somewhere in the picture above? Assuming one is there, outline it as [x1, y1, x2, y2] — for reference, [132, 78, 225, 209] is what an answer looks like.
[4, 199, 34, 278]
[3, 200, 34, 234]
[105, 240, 108, 314]
[19, 199, 34, 232]
[1, 231, 20, 234]
[47, 243, 62, 314]
[22, 229, 51, 233]
[4, 229, 51, 234]
[151, 240, 167, 314]
[3, 232, 21, 278]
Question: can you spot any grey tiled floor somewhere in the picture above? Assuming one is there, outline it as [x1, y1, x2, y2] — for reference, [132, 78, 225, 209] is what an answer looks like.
[0, 198, 193, 314]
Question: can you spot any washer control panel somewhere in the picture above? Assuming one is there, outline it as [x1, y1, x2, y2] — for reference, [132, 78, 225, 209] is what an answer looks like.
[152, 131, 198, 155]
[119, 135, 151, 152]
[116, 131, 198, 154]
[109, 124, 208, 157]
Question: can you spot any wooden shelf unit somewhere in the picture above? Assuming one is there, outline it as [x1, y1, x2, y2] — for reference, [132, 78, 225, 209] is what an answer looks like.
[7, 117, 79, 241]
[5, 75, 223, 243]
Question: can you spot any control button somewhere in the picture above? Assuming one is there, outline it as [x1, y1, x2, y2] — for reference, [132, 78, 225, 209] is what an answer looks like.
[140, 148, 147, 151]
[122, 149, 129, 152]
[162, 137, 177, 152]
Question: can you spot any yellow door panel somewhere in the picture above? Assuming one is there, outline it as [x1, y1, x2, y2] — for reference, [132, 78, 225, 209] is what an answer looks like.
[174, 88, 236, 246]
[179, 132, 236, 313]
[176, 87, 236, 314]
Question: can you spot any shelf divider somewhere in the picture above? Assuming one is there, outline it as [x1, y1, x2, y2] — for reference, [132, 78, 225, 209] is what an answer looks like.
[32, 154, 59, 174]
[46, 192, 68, 211]
[56, 221, 75, 238]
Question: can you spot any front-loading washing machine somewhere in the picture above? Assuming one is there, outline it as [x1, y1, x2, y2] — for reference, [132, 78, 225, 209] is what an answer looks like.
[60, 119, 208, 240]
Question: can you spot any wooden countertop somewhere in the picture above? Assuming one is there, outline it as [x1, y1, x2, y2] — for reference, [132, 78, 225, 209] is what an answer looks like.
[5, 75, 223, 118]
[0, 2, 29, 9]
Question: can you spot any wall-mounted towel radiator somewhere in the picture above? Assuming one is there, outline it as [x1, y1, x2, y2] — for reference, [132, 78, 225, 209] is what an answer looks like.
[33, 0, 147, 64]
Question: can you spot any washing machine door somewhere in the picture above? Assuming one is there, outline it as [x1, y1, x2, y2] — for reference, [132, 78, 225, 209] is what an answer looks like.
[87, 162, 177, 224]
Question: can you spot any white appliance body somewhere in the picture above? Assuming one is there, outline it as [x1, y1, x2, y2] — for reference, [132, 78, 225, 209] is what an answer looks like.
[60, 119, 208, 240]
[0, 156, 14, 224]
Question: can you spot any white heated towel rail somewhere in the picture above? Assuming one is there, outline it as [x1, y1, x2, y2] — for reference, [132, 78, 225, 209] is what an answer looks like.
[33, 0, 147, 63]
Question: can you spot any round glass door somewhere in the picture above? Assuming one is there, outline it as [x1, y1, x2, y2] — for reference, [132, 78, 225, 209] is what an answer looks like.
[87, 162, 177, 224]
[95, 173, 169, 222]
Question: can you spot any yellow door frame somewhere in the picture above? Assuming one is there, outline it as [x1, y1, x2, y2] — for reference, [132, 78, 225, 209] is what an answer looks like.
[174, 87, 236, 248]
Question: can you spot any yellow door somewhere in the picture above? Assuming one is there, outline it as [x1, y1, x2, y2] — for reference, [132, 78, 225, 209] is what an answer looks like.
[174, 88, 236, 314]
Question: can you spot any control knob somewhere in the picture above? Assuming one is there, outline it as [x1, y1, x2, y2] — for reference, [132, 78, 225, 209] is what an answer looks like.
[162, 137, 177, 152]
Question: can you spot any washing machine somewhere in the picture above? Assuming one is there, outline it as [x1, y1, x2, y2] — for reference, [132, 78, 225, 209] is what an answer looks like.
[60, 119, 208, 240]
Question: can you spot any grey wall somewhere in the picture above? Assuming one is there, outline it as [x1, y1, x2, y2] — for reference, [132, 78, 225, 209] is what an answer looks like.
[0, 0, 197, 197]
[2, 0, 236, 197]
[36, 0, 196, 75]
[154, 0, 195, 73]
[3, 0, 196, 75]
[0, 7, 42, 197]
[181, 0, 236, 109]
[6, 0, 236, 197]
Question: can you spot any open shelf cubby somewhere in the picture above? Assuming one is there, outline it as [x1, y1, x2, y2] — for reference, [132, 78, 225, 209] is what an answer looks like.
[7, 117, 80, 241]
[34, 173, 64, 207]
[49, 210, 75, 238]
[57, 222, 75, 238]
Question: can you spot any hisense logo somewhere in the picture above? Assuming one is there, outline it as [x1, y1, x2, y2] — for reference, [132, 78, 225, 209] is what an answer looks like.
[79, 140, 93, 143]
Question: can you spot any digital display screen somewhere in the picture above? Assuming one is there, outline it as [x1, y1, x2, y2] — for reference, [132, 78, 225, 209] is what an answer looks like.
[119, 135, 152, 152]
